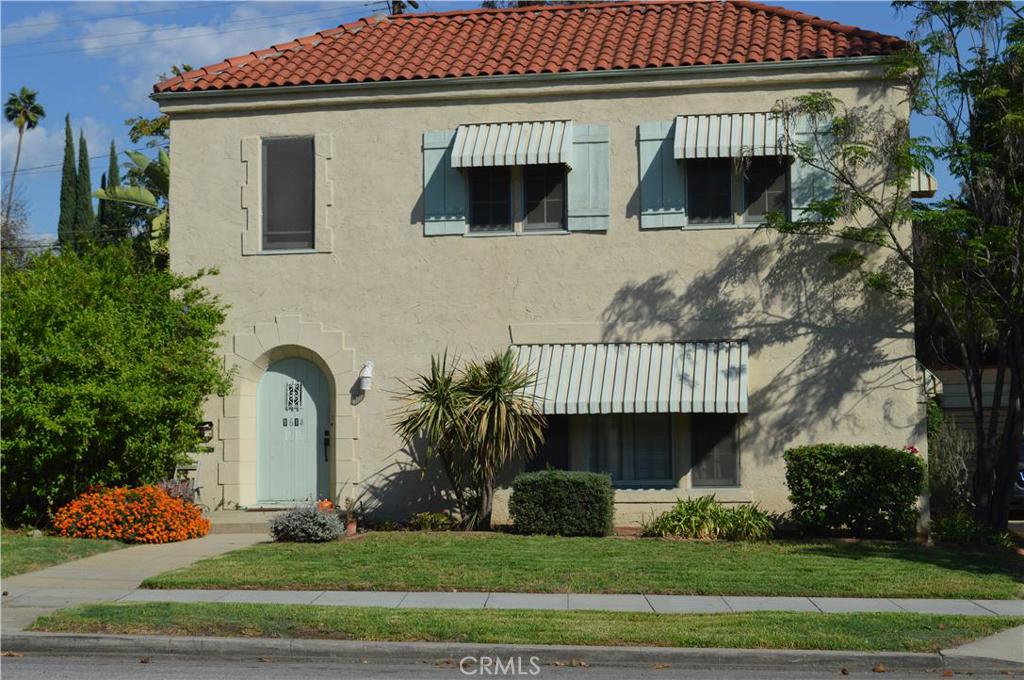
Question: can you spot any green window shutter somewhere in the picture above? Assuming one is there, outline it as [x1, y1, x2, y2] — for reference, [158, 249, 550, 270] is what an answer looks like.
[789, 119, 833, 221]
[422, 130, 467, 236]
[566, 123, 610, 231]
[638, 121, 686, 229]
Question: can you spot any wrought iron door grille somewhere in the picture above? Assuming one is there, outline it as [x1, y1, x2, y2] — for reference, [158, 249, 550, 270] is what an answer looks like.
[285, 382, 303, 411]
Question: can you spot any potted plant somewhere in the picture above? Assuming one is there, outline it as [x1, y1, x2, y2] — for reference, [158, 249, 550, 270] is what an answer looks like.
[344, 497, 358, 537]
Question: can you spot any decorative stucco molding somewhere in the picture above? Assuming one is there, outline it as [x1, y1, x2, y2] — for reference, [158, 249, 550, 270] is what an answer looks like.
[240, 134, 334, 256]
[218, 314, 359, 506]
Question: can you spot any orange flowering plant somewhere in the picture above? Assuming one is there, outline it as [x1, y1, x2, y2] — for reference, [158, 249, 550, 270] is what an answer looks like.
[52, 485, 210, 544]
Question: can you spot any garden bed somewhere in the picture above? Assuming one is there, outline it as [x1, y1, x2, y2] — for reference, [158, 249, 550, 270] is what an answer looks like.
[142, 532, 1024, 599]
[29, 602, 1022, 652]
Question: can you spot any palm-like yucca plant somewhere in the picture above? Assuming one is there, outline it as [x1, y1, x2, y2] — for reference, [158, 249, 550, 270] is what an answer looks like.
[94, 149, 170, 252]
[393, 349, 545, 528]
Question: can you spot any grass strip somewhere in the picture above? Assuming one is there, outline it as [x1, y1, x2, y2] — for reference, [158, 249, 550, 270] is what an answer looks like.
[142, 533, 1024, 599]
[1, 533, 124, 577]
[30, 602, 1023, 653]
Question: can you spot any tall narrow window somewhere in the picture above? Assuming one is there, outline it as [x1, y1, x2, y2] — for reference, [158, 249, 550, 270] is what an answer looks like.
[263, 137, 314, 250]
[468, 167, 513, 233]
[691, 414, 739, 486]
[686, 158, 732, 224]
[744, 157, 789, 220]
[523, 164, 567, 231]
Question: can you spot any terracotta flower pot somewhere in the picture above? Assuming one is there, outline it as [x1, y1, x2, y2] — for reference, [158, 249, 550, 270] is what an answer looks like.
[345, 519, 357, 537]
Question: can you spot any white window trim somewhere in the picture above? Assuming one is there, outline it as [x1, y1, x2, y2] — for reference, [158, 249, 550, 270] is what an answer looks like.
[241, 134, 334, 255]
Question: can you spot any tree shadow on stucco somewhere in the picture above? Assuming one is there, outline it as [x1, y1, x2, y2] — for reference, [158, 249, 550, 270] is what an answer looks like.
[600, 230, 924, 463]
[360, 443, 459, 521]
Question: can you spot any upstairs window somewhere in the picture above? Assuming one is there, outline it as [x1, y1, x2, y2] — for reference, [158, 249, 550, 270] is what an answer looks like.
[523, 164, 566, 231]
[468, 166, 513, 233]
[467, 164, 567, 234]
[744, 157, 789, 220]
[686, 158, 733, 224]
[263, 137, 314, 250]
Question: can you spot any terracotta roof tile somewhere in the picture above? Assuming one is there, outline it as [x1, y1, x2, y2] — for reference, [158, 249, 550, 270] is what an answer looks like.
[154, 0, 906, 94]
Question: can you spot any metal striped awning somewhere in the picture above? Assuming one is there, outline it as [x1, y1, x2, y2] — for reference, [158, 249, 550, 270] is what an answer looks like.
[673, 113, 786, 159]
[452, 121, 574, 168]
[512, 341, 748, 415]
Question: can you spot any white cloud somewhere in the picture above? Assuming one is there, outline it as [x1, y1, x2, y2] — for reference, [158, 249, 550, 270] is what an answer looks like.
[2, 117, 112, 175]
[78, 3, 368, 112]
[1, 10, 62, 42]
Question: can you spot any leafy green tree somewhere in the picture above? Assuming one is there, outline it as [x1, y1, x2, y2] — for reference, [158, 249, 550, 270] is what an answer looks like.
[3, 86, 45, 228]
[94, 149, 169, 260]
[0, 243, 232, 525]
[75, 129, 95, 242]
[57, 115, 77, 250]
[394, 350, 545, 527]
[763, 1, 1022, 530]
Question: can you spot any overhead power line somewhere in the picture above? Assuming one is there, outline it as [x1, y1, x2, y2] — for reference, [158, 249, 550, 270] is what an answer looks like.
[2, 5, 371, 60]
[4, 6, 368, 48]
[2, 2, 245, 30]
[1, 144, 170, 177]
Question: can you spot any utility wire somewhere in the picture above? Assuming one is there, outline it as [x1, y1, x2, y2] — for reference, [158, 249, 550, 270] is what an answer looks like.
[3, 6, 370, 59]
[2, 2, 246, 29]
[2, 144, 170, 177]
[4, 5, 369, 47]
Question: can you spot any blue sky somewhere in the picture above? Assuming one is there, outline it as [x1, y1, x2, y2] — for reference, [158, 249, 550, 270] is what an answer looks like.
[1, 0, 942, 240]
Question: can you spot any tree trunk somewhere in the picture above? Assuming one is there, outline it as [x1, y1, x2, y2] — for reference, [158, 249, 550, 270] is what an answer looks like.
[3, 127, 24, 228]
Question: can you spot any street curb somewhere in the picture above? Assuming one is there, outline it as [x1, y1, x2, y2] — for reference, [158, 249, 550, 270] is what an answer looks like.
[2, 632, 1022, 672]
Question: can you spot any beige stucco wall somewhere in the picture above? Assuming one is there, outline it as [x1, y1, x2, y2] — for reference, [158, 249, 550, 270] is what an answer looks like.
[162, 61, 928, 522]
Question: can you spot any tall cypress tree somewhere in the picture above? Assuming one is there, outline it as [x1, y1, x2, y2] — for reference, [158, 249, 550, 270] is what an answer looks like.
[97, 172, 107, 229]
[75, 129, 95, 242]
[100, 140, 130, 240]
[57, 115, 77, 250]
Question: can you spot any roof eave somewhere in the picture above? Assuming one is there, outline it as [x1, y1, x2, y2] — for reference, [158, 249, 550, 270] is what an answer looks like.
[151, 55, 892, 103]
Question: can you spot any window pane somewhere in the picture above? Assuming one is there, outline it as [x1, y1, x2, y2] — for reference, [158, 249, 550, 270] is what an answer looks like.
[523, 164, 567, 231]
[744, 157, 789, 219]
[691, 414, 739, 486]
[264, 138, 314, 250]
[687, 158, 732, 223]
[586, 414, 672, 484]
[468, 167, 512, 232]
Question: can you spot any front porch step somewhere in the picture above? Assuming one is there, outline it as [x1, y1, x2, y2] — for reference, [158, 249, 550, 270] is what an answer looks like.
[207, 509, 284, 535]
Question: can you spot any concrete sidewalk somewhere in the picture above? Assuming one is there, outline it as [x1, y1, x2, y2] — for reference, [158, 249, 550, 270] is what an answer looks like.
[1, 533, 266, 632]
[90, 588, 1024, 616]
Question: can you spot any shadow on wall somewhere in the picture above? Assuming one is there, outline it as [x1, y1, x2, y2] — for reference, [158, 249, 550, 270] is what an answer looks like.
[600, 230, 923, 461]
[361, 443, 461, 521]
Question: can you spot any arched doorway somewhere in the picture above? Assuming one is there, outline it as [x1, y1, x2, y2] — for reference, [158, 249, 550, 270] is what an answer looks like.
[257, 357, 330, 503]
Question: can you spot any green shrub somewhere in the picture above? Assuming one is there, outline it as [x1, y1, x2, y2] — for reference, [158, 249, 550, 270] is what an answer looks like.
[640, 495, 775, 540]
[509, 470, 614, 537]
[408, 511, 457, 531]
[784, 444, 925, 539]
[928, 422, 974, 518]
[1, 245, 231, 525]
[931, 511, 1015, 550]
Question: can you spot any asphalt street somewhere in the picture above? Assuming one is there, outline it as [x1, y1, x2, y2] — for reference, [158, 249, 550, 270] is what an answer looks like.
[2, 653, 1021, 680]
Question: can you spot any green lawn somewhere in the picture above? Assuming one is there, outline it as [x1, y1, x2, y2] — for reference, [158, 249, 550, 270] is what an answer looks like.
[30, 602, 1022, 652]
[1, 532, 124, 578]
[143, 532, 1023, 599]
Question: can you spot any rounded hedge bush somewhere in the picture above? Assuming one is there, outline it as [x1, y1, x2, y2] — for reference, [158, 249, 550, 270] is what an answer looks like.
[509, 470, 614, 536]
[784, 443, 924, 539]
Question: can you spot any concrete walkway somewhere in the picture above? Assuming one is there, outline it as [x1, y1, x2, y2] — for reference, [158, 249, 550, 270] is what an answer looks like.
[1, 533, 266, 632]
[105, 588, 1024, 616]
[944, 624, 1024, 664]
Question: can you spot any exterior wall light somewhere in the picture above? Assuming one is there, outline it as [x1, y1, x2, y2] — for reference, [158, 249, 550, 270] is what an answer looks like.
[358, 361, 374, 392]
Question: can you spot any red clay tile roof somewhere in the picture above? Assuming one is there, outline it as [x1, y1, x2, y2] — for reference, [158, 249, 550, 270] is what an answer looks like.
[154, 0, 906, 94]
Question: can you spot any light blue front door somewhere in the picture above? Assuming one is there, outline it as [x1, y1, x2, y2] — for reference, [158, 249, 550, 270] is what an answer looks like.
[257, 358, 330, 503]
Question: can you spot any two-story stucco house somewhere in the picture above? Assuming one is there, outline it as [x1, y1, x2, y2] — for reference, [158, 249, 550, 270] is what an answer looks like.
[154, 0, 929, 525]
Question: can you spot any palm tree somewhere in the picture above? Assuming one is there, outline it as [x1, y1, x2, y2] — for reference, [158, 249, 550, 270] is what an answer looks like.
[3, 87, 45, 227]
[394, 349, 545, 527]
[94, 149, 169, 251]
